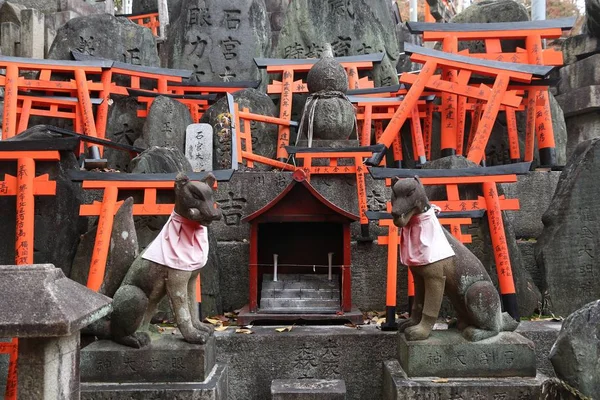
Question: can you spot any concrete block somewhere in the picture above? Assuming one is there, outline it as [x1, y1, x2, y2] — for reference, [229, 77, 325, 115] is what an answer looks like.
[20, 9, 44, 58]
[81, 363, 228, 400]
[81, 335, 215, 383]
[383, 359, 546, 400]
[271, 379, 346, 400]
[398, 331, 536, 378]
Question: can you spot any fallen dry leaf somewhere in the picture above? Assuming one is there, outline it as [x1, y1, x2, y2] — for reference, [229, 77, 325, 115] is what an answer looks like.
[204, 318, 221, 326]
[432, 378, 449, 383]
[235, 328, 254, 334]
[275, 326, 293, 333]
[214, 325, 228, 332]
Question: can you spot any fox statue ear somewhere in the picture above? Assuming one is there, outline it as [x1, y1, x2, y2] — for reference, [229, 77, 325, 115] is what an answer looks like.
[175, 173, 189, 188]
[202, 173, 216, 189]
[413, 175, 422, 184]
[391, 176, 400, 186]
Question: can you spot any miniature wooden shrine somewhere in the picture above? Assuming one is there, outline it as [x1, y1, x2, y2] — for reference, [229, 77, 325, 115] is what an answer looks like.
[237, 170, 362, 325]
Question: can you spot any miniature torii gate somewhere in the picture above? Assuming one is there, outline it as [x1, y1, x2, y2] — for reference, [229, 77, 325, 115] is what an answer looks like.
[0, 138, 79, 400]
[71, 169, 235, 316]
[407, 17, 574, 165]
[366, 43, 554, 168]
[368, 162, 531, 326]
[254, 53, 384, 160]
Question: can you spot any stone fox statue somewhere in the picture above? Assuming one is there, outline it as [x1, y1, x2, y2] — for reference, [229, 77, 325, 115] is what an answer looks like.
[88, 173, 222, 348]
[390, 176, 518, 342]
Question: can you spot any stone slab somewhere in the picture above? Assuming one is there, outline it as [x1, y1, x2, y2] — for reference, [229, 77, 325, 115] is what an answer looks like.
[271, 379, 346, 400]
[80, 334, 216, 383]
[398, 330, 536, 378]
[81, 363, 228, 400]
[383, 360, 546, 400]
[185, 123, 213, 172]
[561, 34, 600, 65]
[556, 85, 600, 118]
[516, 320, 562, 378]
[558, 54, 600, 94]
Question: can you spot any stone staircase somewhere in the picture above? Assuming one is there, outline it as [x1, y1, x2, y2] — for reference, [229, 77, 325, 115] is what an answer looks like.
[259, 274, 340, 313]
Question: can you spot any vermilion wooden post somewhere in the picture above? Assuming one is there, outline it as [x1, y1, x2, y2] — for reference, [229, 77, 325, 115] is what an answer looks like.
[4, 339, 17, 400]
[196, 275, 202, 320]
[87, 186, 119, 291]
[467, 74, 510, 165]
[361, 104, 373, 146]
[506, 107, 521, 162]
[526, 34, 556, 166]
[441, 36, 458, 157]
[456, 96, 467, 155]
[482, 181, 518, 320]
[423, 102, 433, 160]
[342, 224, 352, 312]
[371, 60, 437, 161]
[249, 224, 258, 312]
[410, 105, 427, 164]
[17, 99, 32, 134]
[347, 66, 360, 90]
[95, 69, 113, 140]
[3, 65, 19, 140]
[276, 68, 294, 161]
[74, 69, 101, 154]
[15, 158, 34, 265]
[379, 220, 399, 330]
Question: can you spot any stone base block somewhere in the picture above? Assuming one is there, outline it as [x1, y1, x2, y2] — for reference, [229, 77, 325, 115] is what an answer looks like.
[81, 334, 215, 383]
[80, 363, 227, 400]
[398, 330, 536, 378]
[271, 379, 346, 399]
[383, 360, 546, 400]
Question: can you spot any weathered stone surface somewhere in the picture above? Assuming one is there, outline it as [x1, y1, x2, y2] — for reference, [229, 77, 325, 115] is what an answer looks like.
[70, 198, 139, 298]
[557, 85, 600, 118]
[517, 240, 542, 291]
[562, 34, 600, 65]
[396, 22, 421, 73]
[383, 360, 545, 400]
[200, 88, 278, 171]
[398, 330, 536, 378]
[0, 264, 111, 337]
[185, 123, 213, 172]
[535, 139, 600, 316]
[549, 300, 600, 398]
[215, 325, 396, 400]
[424, 156, 542, 317]
[0, 2, 25, 25]
[138, 96, 193, 152]
[271, 379, 346, 400]
[0, 126, 87, 277]
[275, 0, 400, 87]
[585, 0, 600, 38]
[516, 320, 561, 378]
[564, 111, 600, 161]
[217, 241, 249, 312]
[548, 92, 568, 166]
[133, 0, 183, 22]
[105, 96, 144, 172]
[162, 0, 270, 84]
[81, 364, 228, 400]
[298, 95, 356, 141]
[47, 14, 160, 66]
[557, 54, 600, 94]
[499, 171, 560, 239]
[81, 334, 216, 383]
[20, 8, 44, 58]
[450, 0, 528, 53]
[129, 146, 193, 173]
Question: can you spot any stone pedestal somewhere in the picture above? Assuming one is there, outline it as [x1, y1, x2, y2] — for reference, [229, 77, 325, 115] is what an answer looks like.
[398, 330, 536, 378]
[20, 9, 44, 58]
[81, 334, 216, 383]
[383, 360, 546, 400]
[271, 379, 346, 400]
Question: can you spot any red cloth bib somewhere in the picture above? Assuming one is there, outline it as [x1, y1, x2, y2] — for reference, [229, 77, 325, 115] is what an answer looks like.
[399, 205, 455, 267]
[142, 211, 209, 271]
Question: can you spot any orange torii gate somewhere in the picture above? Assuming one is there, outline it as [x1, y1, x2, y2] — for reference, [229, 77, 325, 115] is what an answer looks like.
[366, 43, 554, 167]
[70, 169, 235, 316]
[407, 17, 574, 166]
[254, 53, 384, 160]
[0, 139, 78, 400]
[368, 162, 531, 326]
[123, 11, 160, 37]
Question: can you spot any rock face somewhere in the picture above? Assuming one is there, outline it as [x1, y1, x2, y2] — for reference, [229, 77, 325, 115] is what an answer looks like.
[549, 300, 600, 398]
[200, 88, 278, 171]
[0, 126, 87, 277]
[137, 96, 193, 152]
[129, 146, 193, 174]
[47, 14, 160, 67]
[162, 0, 271, 83]
[70, 198, 139, 298]
[450, 0, 528, 53]
[536, 138, 600, 316]
[423, 156, 541, 317]
[275, 0, 400, 87]
[105, 96, 144, 172]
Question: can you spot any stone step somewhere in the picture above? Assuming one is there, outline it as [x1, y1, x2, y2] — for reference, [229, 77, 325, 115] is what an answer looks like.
[261, 288, 340, 299]
[259, 307, 340, 314]
[262, 278, 339, 291]
[260, 298, 340, 310]
[271, 379, 346, 400]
